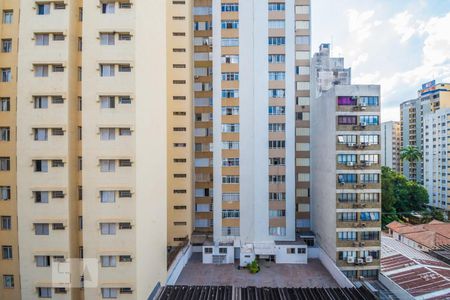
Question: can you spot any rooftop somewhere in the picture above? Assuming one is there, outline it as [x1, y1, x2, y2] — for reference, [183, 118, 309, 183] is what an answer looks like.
[156, 285, 377, 300]
[175, 253, 338, 288]
[381, 234, 450, 299]
[386, 220, 450, 249]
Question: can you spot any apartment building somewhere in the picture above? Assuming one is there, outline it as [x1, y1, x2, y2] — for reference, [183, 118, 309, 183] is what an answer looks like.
[381, 121, 401, 172]
[311, 43, 351, 98]
[424, 109, 450, 218]
[400, 81, 450, 183]
[191, 0, 313, 264]
[0, 0, 20, 299]
[311, 85, 382, 279]
[13, 0, 193, 299]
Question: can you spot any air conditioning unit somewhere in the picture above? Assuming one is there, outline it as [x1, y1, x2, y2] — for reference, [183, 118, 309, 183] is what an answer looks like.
[347, 143, 356, 147]
[357, 258, 364, 264]
[347, 257, 355, 264]
[365, 256, 373, 263]
[360, 103, 367, 107]
[347, 162, 355, 167]
[359, 242, 365, 247]
[360, 106, 367, 111]
[360, 122, 367, 127]
[361, 223, 367, 227]
[194, 75, 200, 79]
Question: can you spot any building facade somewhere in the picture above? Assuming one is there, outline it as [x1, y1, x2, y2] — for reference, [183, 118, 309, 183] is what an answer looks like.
[424, 109, 450, 217]
[311, 85, 382, 279]
[381, 121, 401, 172]
[0, 0, 20, 299]
[192, 0, 312, 260]
[12, 0, 193, 299]
[400, 82, 450, 183]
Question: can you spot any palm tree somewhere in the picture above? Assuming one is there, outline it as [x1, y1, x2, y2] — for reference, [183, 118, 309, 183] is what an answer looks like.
[400, 145, 422, 164]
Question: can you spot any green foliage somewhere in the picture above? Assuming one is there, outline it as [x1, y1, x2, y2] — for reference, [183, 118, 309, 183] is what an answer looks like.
[381, 167, 429, 227]
[247, 260, 260, 274]
[400, 146, 423, 165]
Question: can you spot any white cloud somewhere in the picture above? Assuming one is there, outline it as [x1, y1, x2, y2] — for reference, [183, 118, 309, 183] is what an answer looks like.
[389, 11, 421, 43]
[352, 53, 369, 68]
[346, 9, 376, 42]
[422, 12, 450, 66]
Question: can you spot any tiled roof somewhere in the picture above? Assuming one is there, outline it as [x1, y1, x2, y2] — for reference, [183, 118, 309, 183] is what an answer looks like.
[386, 220, 450, 249]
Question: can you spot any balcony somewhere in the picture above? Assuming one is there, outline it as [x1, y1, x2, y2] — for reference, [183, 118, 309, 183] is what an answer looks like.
[337, 258, 380, 268]
[336, 104, 379, 113]
[336, 239, 380, 248]
[336, 220, 381, 229]
[336, 143, 381, 151]
[336, 123, 381, 132]
[336, 161, 380, 171]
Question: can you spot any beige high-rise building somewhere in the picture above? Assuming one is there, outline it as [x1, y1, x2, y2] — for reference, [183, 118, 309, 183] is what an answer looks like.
[381, 121, 401, 172]
[11, 0, 193, 299]
[0, 0, 20, 299]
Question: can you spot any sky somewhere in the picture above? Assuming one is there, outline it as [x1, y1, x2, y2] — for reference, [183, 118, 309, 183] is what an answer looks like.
[312, 0, 450, 121]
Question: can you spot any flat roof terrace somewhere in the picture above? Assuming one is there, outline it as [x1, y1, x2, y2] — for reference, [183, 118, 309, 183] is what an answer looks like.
[176, 253, 339, 288]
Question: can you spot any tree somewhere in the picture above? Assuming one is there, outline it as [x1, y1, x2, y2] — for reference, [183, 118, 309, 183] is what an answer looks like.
[381, 167, 429, 227]
[400, 145, 423, 164]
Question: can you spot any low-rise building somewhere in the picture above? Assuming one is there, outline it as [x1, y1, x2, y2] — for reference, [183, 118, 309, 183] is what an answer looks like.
[386, 220, 450, 252]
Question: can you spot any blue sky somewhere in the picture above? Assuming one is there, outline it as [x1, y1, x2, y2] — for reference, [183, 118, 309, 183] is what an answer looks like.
[312, 0, 450, 121]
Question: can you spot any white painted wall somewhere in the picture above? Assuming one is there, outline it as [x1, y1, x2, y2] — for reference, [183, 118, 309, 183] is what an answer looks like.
[275, 245, 307, 264]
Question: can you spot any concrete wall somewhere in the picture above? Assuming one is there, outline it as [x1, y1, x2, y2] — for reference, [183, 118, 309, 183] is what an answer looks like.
[166, 246, 193, 285]
[274, 245, 307, 264]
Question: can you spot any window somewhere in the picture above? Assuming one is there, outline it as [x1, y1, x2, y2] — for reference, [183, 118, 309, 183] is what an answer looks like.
[2, 10, 13, 24]
[221, 3, 238, 12]
[34, 96, 48, 109]
[221, 55, 239, 64]
[102, 3, 115, 14]
[119, 190, 132, 198]
[268, 140, 285, 149]
[361, 231, 379, 241]
[222, 210, 240, 219]
[360, 154, 379, 165]
[100, 128, 115, 140]
[118, 33, 132, 40]
[337, 135, 357, 145]
[268, 54, 285, 63]
[360, 96, 379, 106]
[54, 2, 66, 9]
[1, 68, 11, 82]
[268, 3, 285, 11]
[269, 192, 285, 201]
[100, 223, 116, 235]
[50, 127, 63, 135]
[102, 288, 118, 299]
[119, 222, 132, 229]
[268, 123, 285, 132]
[118, 64, 131, 72]
[35, 191, 49, 203]
[337, 212, 357, 222]
[296, 21, 310, 30]
[360, 135, 379, 145]
[360, 115, 379, 125]
[0, 157, 10, 171]
[34, 128, 48, 141]
[268, 37, 285, 46]
[34, 160, 48, 172]
[269, 227, 286, 236]
[52, 96, 64, 104]
[222, 158, 239, 167]
[37, 4, 51, 15]
[119, 96, 131, 104]
[296, 51, 310, 60]
[1, 216, 11, 230]
[268, 106, 285, 115]
[338, 116, 357, 125]
[222, 124, 239, 133]
[51, 160, 64, 167]
[221, 20, 239, 29]
[52, 191, 64, 198]
[360, 173, 379, 184]
[0, 127, 10, 141]
[337, 231, 357, 241]
[100, 191, 115, 203]
[338, 174, 357, 184]
[53, 33, 65, 41]
[1, 39, 11, 52]
[2, 246, 12, 259]
[338, 251, 356, 260]
[0, 98, 10, 111]
[269, 210, 286, 218]
[360, 212, 380, 221]
[296, 5, 310, 14]
[222, 176, 239, 184]
[3, 275, 14, 288]
[34, 65, 49, 77]
[337, 154, 356, 164]
[338, 96, 357, 105]
[360, 193, 379, 203]
[100, 160, 115, 172]
[100, 64, 115, 77]
[35, 223, 49, 235]
[119, 159, 132, 167]
[269, 89, 285, 98]
[100, 33, 115, 45]
[119, 2, 132, 9]
[221, 38, 239, 47]
[36, 255, 51, 267]
[101, 256, 116, 267]
[204, 247, 213, 254]
[287, 248, 295, 254]
[269, 20, 285, 29]
[52, 64, 64, 72]
[269, 72, 285, 80]
[52, 223, 65, 230]
[100, 96, 115, 108]
[337, 193, 356, 203]
[222, 141, 239, 150]
[221, 89, 239, 98]
[119, 255, 132, 262]
[269, 175, 285, 183]
[0, 186, 11, 200]
[221, 72, 239, 81]
[35, 34, 49, 46]
[38, 287, 52, 298]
